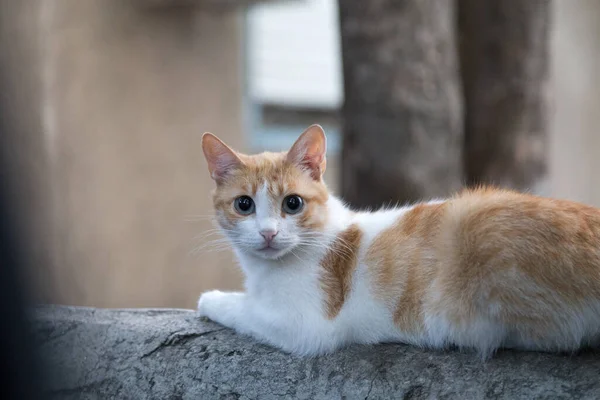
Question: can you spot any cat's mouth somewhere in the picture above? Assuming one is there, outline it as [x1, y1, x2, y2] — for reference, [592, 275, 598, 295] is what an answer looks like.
[254, 244, 289, 259]
[258, 244, 280, 253]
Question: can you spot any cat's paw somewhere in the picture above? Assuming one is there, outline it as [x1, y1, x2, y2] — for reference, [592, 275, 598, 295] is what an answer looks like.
[197, 290, 224, 320]
[197, 290, 244, 326]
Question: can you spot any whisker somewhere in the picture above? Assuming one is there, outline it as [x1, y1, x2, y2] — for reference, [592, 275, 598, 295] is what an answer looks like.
[189, 229, 224, 240]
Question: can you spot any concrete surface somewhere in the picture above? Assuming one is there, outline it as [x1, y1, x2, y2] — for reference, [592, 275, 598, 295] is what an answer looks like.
[34, 305, 600, 399]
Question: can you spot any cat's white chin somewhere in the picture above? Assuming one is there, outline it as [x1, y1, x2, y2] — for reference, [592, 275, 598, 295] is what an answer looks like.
[251, 246, 292, 260]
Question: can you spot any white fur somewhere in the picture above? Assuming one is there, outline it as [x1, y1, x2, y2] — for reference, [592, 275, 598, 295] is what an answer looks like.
[199, 193, 428, 355]
[199, 194, 355, 355]
[198, 194, 600, 357]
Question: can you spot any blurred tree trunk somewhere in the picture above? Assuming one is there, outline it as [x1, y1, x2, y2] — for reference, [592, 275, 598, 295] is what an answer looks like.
[458, 0, 551, 191]
[338, 0, 463, 209]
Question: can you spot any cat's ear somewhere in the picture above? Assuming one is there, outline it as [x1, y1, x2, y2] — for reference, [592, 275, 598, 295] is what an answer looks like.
[202, 133, 244, 182]
[286, 124, 327, 180]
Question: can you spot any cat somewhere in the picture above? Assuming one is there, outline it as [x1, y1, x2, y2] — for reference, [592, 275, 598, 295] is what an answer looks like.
[197, 124, 600, 358]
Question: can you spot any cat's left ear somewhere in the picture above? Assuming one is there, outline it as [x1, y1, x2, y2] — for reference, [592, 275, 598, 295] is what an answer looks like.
[286, 124, 327, 180]
[202, 132, 244, 183]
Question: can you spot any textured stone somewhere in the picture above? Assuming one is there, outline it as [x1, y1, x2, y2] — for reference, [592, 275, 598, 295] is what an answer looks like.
[35, 305, 600, 399]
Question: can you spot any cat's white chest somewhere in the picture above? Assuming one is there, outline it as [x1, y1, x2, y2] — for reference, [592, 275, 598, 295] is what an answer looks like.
[239, 257, 344, 353]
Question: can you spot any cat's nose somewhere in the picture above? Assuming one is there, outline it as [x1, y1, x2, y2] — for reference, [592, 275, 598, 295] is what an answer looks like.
[260, 229, 278, 243]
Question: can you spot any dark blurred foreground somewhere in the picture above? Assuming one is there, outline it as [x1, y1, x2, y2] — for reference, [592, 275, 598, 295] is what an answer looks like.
[0, 191, 44, 399]
[0, 83, 47, 400]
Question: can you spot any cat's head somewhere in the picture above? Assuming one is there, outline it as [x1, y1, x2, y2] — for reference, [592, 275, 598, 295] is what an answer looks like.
[202, 125, 330, 260]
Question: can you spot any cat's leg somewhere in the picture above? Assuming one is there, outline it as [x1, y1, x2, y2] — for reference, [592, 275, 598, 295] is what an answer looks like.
[197, 289, 338, 355]
[197, 290, 299, 352]
[197, 290, 246, 329]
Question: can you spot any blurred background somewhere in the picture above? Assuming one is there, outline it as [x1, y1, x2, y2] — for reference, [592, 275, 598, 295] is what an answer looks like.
[0, 0, 598, 310]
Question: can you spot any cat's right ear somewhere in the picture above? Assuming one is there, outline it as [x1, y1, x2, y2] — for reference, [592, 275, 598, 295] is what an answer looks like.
[286, 124, 327, 180]
[201, 133, 244, 182]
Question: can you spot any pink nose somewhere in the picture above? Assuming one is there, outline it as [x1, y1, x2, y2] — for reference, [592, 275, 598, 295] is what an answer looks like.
[260, 230, 278, 243]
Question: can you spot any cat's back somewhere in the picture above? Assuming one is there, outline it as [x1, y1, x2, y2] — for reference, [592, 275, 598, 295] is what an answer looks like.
[360, 186, 600, 264]
[361, 187, 600, 311]
[447, 187, 600, 262]
[358, 187, 600, 352]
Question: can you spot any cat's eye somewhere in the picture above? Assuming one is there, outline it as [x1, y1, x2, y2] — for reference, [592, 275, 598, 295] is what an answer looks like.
[282, 195, 304, 215]
[234, 196, 255, 215]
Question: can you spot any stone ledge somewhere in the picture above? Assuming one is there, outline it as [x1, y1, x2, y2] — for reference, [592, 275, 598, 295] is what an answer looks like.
[34, 305, 600, 399]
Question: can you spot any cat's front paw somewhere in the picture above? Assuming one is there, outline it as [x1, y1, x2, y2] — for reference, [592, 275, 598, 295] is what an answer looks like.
[197, 290, 224, 320]
[197, 290, 244, 327]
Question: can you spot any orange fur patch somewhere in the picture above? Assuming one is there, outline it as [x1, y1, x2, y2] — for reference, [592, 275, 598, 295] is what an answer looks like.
[436, 187, 600, 331]
[367, 186, 600, 340]
[320, 224, 363, 319]
[366, 202, 447, 334]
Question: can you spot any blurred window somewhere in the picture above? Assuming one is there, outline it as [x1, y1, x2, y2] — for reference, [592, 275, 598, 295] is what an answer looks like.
[246, 0, 343, 151]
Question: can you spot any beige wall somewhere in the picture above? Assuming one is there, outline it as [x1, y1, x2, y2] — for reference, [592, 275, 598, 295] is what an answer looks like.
[0, 1, 56, 300]
[549, 0, 600, 207]
[4, 0, 257, 308]
[50, 2, 253, 308]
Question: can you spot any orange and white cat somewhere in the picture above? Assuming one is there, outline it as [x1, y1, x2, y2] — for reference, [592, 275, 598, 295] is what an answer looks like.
[197, 124, 600, 358]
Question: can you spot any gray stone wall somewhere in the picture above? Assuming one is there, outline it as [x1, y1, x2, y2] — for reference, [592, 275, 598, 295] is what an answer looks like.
[35, 305, 600, 399]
